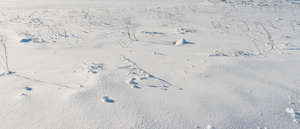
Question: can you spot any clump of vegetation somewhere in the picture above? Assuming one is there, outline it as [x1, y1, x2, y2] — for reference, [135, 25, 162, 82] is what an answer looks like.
[0, 35, 12, 75]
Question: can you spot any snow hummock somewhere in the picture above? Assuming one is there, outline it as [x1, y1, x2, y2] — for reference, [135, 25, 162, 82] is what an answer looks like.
[174, 38, 189, 46]
[286, 107, 296, 114]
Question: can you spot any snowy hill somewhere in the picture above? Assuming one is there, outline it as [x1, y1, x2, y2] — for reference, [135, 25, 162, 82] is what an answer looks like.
[1, 0, 300, 129]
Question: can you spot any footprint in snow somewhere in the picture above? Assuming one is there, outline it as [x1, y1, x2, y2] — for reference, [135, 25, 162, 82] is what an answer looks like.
[121, 56, 173, 90]
[128, 77, 141, 89]
[88, 63, 104, 74]
[20, 38, 33, 43]
[25, 87, 32, 91]
[102, 96, 115, 103]
[18, 87, 33, 97]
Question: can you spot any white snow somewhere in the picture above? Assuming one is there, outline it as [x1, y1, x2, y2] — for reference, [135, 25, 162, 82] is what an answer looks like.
[174, 38, 189, 46]
[1, 0, 300, 129]
[286, 107, 296, 114]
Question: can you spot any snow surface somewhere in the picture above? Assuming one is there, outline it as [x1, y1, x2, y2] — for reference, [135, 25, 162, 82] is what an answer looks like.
[1, 0, 300, 129]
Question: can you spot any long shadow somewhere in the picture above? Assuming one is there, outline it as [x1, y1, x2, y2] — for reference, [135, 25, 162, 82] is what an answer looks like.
[0, 72, 74, 90]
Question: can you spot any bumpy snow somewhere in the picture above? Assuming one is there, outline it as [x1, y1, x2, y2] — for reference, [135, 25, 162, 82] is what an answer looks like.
[1, 0, 300, 129]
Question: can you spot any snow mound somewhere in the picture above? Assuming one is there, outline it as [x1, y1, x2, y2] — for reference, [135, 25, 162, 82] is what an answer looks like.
[173, 38, 192, 46]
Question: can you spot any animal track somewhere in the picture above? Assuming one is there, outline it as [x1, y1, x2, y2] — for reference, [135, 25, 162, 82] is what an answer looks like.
[76, 62, 104, 85]
[88, 63, 104, 74]
[120, 56, 173, 90]
[127, 77, 141, 88]
[19, 87, 33, 98]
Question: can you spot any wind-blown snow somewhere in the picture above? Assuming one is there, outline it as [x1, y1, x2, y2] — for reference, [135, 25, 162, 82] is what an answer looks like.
[1, 0, 300, 129]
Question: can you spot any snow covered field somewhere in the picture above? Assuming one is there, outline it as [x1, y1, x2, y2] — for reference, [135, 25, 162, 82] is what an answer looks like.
[1, 0, 300, 129]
